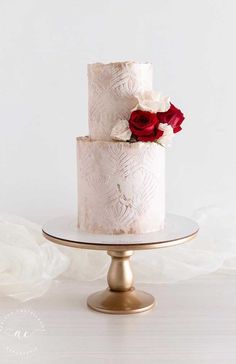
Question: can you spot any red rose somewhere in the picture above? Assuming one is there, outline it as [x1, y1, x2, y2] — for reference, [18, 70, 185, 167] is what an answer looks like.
[156, 103, 184, 133]
[129, 110, 163, 142]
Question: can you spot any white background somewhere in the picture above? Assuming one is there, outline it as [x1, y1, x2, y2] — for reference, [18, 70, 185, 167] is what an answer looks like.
[0, 0, 235, 224]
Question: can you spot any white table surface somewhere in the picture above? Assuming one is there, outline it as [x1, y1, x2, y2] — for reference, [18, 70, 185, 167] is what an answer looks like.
[0, 271, 236, 364]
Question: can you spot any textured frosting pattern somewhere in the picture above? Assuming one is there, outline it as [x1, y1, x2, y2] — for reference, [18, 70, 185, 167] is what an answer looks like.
[77, 137, 165, 234]
[88, 62, 153, 140]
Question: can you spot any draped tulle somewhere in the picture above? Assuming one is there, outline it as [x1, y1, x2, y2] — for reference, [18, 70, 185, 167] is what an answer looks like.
[0, 215, 69, 302]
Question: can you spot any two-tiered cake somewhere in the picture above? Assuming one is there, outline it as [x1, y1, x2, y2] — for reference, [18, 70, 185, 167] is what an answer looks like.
[77, 61, 184, 234]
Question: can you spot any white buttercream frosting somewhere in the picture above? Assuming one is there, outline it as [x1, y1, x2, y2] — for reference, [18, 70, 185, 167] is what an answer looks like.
[88, 61, 153, 140]
[77, 137, 165, 234]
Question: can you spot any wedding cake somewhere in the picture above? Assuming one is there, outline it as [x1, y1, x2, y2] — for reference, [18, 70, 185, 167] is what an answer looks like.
[77, 61, 184, 234]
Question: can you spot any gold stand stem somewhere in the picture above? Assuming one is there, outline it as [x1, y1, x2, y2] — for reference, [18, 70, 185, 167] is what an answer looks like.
[107, 250, 134, 292]
[87, 250, 155, 314]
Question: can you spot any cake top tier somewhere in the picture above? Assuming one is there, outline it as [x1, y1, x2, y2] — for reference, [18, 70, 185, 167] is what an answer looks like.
[88, 60, 152, 67]
[88, 61, 153, 141]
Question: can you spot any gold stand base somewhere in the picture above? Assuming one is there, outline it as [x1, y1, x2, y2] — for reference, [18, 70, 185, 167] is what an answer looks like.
[87, 250, 155, 314]
[87, 287, 155, 314]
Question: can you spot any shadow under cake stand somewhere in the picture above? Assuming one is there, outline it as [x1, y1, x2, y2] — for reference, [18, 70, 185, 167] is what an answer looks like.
[42, 214, 199, 314]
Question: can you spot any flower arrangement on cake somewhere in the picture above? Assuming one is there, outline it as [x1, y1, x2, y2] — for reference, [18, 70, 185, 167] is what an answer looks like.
[111, 91, 185, 146]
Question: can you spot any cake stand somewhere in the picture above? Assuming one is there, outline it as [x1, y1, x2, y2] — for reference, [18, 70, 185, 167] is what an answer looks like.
[42, 214, 198, 314]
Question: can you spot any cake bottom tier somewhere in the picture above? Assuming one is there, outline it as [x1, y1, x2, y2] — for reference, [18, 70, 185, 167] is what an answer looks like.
[77, 137, 165, 234]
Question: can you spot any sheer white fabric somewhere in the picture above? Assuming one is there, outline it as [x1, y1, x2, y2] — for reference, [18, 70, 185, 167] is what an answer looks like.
[0, 215, 69, 302]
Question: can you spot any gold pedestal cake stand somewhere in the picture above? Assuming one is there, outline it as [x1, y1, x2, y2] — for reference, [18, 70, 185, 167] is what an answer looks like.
[42, 214, 198, 314]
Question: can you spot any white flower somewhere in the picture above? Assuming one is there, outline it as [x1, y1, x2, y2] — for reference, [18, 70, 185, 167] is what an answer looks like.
[110, 119, 132, 141]
[133, 90, 170, 113]
[0, 215, 69, 302]
[157, 123, 174, 147]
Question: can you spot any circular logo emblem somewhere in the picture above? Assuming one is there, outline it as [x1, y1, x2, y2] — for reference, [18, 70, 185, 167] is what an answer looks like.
[0, 309, 46, 357]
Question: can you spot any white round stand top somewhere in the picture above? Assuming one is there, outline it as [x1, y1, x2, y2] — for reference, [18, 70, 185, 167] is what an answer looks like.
[42, 214, 199, 251]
